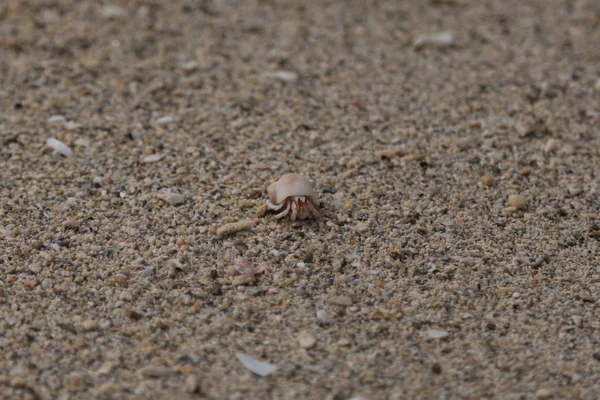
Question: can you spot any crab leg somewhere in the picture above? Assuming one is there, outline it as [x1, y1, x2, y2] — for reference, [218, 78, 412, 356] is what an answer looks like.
[267, 199, 285, 211]
[290, 200, 298, 221]
[274, 204, 291, 219]
[306, 200, 320, 218]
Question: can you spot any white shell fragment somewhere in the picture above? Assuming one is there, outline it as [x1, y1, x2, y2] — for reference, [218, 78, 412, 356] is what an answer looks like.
[426, 329, 450, 339]
[156, 190, 185, 206]
[414, 32, 454, 49]
[143, 154, 163, 163]
[47, 115, 66, 123]
[46, 138, 73, 157]
[155, 116, 174, 125]
[266, 71, 298, 83]
[235, 352, 278, 377]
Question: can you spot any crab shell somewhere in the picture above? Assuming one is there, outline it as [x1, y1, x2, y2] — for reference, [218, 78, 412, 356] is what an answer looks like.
[267, 174, 319, 207]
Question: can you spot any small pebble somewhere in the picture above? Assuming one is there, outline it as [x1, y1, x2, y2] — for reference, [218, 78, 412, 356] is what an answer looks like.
[297, 331, 316, 349]
[143, 154, 163, 163]
[426, 329, 449, 339]
[155, 116, 174, 125]
[47, 115, 66, 123]
[185, 375, 199, 393]
[11, 375, 27, 388]
[46, 138, 73, 157]
[544, 139, 560, 153]
[414, 32, 454, 49]
[157, 191, 185, 206]
[480, 176, 494, 187]
[125, 308, 143, 320]
[507, 195, 526, 210]
[535, 388, 554, 399]
[139, 366, 176, 378]
[316, 310, 333, 324]
[101, 5, 126, 19]
[68, 372, 86, 391]
[81, 320, 98, 331]
[140, 267, 154, 278]
[267, 71, 298, 83]
[28, 263, 42, 274]
[328, 296, 353, 306]
[571, 315, 583, 327]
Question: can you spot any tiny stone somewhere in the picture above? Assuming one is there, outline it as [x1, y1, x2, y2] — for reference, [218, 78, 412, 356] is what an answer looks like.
[11, 375, 27, 388]
[544, 139, 560, 153]
[316, 310, 333, 324]
[267, 71, 298, 82]
[143, 154, 163, 163]
[156, 116, 174, 125]
[298, 331, 316, 349]
[31, 240, 43, 250]
[480, 176, 494, 187]
[96, 383, 121, 395]
[81, 320, 98, 331]
[535, 389, 554, 399]
[580, 294, 596, 302]
[157, 192, 185, 206]
[125, 308, 143, 320]
[426, 329, 449, 339]
[101, 5, 126, 19]
[46, 138, 73, 157]
[184, 375, 199, 393]
[431, 364, 442, 374]
[512, 292, 521, 299]
[139, 366, 176, 378]
[571, 315, 582, 327]
[328, 296, 353, 306]
[140, 267, 154, 278]
[414, 32, 454, 48]
[507, 195, 526, 210]
[68, 372, 86, 391]
[119, 291, 133, 302]
[28, 263, 42, 273]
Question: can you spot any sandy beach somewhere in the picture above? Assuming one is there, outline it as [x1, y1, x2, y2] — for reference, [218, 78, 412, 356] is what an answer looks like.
[1, 0, 599, 398]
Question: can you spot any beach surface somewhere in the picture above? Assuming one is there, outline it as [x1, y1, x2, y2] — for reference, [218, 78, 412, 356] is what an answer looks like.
[1, 0, 600, 398]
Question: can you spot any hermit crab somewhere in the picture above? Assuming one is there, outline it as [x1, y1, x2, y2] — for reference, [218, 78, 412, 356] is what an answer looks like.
[266, 174, 320, 221]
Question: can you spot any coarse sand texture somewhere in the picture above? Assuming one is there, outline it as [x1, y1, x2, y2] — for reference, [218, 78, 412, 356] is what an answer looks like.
[1, 0, 600, 399]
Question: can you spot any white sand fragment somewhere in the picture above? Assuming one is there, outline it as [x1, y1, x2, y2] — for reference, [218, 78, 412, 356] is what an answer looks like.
[426, 329, 450, 339]
[156, 190, 185, 206]
[47, 115, 66, 123]
[102, 5, 127, 20]
[267, 71, 298, 83]
[143, 154, 163, 163]
[46, 138, 73, 157]
[414, 32, 454, 49]
[155, 116, 174, 125]
[235, 352, 278, 377]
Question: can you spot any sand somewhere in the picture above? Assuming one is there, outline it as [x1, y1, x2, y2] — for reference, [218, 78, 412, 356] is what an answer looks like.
[1, 0, 599, 399]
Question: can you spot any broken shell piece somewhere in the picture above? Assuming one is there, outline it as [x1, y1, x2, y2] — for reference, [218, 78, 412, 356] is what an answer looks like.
[46, 138, 73, 157]
[156, 189, 185, 206]
[235, 352, 278, 377]
[414, 32, 454, 49]
[266, 174, 320, 221]
[233, 258, 256, 277]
